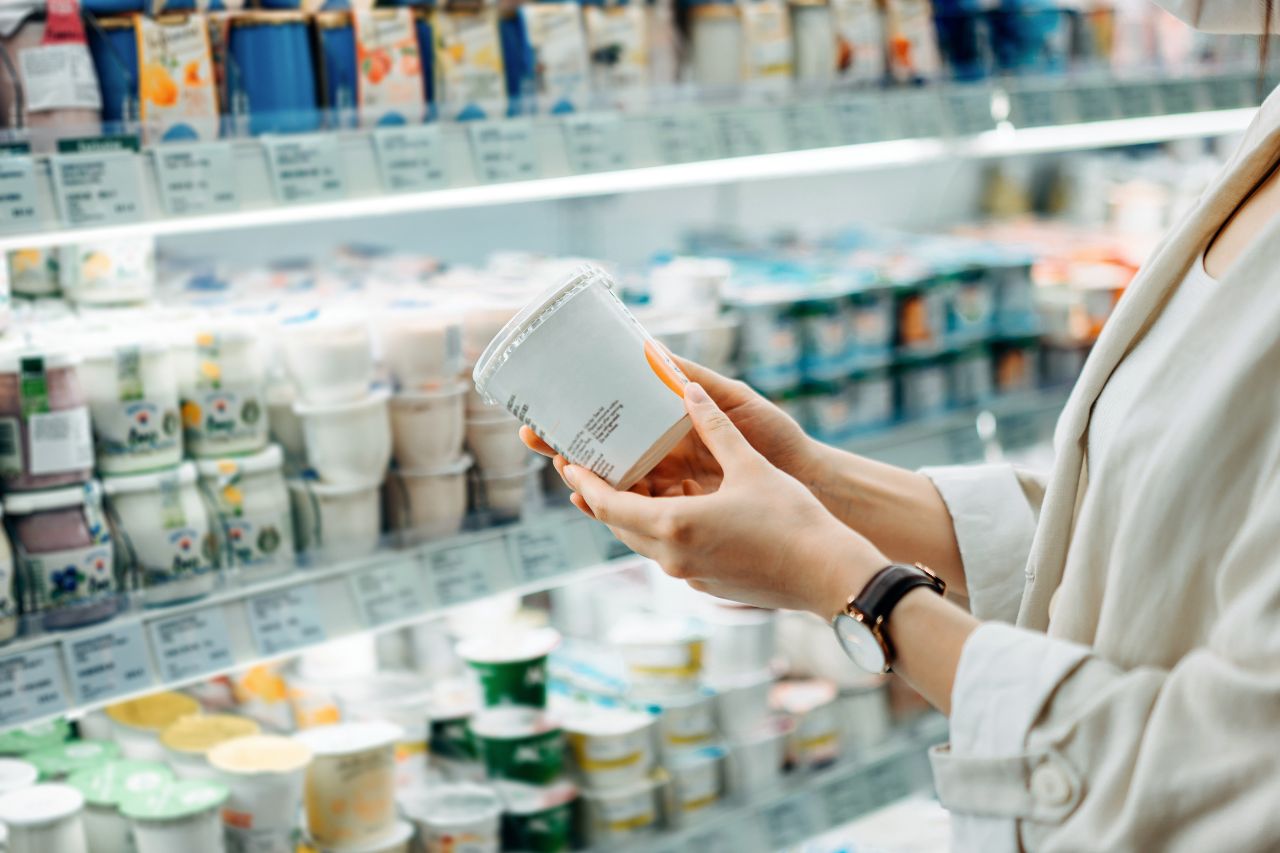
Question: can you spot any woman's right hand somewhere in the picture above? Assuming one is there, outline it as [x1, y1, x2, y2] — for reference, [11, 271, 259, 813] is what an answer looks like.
[519, 354, 817, 497]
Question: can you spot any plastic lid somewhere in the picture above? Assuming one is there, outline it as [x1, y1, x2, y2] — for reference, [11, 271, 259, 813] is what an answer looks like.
[0, 758, 37, 793]
[160, 715, 260, 756]
[27, 740, 120, 778]
[120, 778, 228, 822]
[0, 783, 84, 825]
[67, 761, 174, 808]
[0, 719, 72, 756]
[101, 462, 197, 496]
[207, 735, 312, 776]
[469, 708, 558, 740]
[105, 693, 201, 732]
[292, 386, 390, 417]
[402, 784, 502, 827]
[295, 721, 403, 757]
[456, 626, 560, 665]
[666, 744, 728, 768]
[195, 443, 284, 479]
[4, 483, 98, 516]
[608, 614, 705, 646]
[395, 452, 474, 478]
[288, 476, 383, 498]
[0, 346, 79, 375]
[496, 779, 577, 813]
[561, 708, 653, 738]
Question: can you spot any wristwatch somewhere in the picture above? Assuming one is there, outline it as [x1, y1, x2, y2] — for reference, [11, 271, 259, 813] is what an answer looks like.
[832, 563, 945, 674]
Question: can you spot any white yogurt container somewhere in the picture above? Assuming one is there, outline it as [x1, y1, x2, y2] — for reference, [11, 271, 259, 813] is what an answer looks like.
[790, 0, 837, 82]
[265, 382, 308, 465]
[296, 721, 403, 850]
[690, 4, 743, 90]
[666, 745, 725, 825]
[120, 778, 228, 853]
[306, 819, 415, 853]
[402, 783, 502, 853]
[78, 338, 183, 475]
[386, 455, 471, 541]
[294, 389, 392, 487]
[0, 758, 36, 793]
[641, 690, 717, 755]
[66, 760, 173, 853]
[335, 672, 434, 792]
[390, 382, 467, 471]
[208, 734, 312, 848]
[472, 266, 691, 491]
[0, 782, 88, 853]
[725, 716, 794, 799]
[579, 773, 660, 845]
[839, 683, 893, 754]
[0, 515, 14, 643]
[609, 614, 705, 697]
[179, 327, 268, 458]
[60, 240, 154, 305]
[563, 708, 656, 790]
[288, 477, 383, 561]
[478, 458, 544, 522]
[709, 670, 774, 738]
[702, 604, 777, 680]
[102, 462, 219, 606]
[772, 679, 841, 768]
[464, 413, 530, 475]
[378, 302, 464, 392]
[279, 311, 375, 405]
[197, 445, 296, 579]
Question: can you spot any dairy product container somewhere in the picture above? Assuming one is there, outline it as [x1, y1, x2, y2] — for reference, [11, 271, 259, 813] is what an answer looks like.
[0, 719, 72, 756]
[335, 672, 434, 791]
[0, 348, 94, 492]
[121, 778, 228, 853]
[7, 247, 59, 297]
[103, 462, 219, 606]
[159, 715, 261, 780]
[402, 783, 502, 853]
[0, 782, 89, 853]
[209, 734, 312, 852]
[297, 721, 403, 849]
[279, 310, 375, 405]
[66, 760, 174, 853]
[378, 303, 464, 391]
[578, 773, 660, 845]
[583, 4, 648, 111]
[469, 708, 564, 785]
[839, 683, 893, 753]
[457, 627, 560, 709]
[385, 454, 471, 541]
[472, 266, 690, 491]
[78, 337, 183, 474]
[497, 779, 576, 853]
[666, 745, 725, 825]
[27, 740, 120, 780]
[433, 8, 507, 121]
[702, 604, 777, 679]
[179, 327, 269, 458]
[478, 458, 544, 522]
[304, 818, 415, 853]
[105, 693, 202, 762]
[741, 0, 793, 93]
[197, 445, 296, 578]
[6, 482, 117, 630]
[389, 382, 467, 470]
[465, 412, 531, 474]
[609, 614, 705, 696]
[59, 240, 154, 305]
[772, 679, 841, 768]
[725, 716, 793, 798]
[294, 389, 392, 486]
[563, 708, 656, 789]
[642, 690, 717, 756]
[690, 4, 742, 90]
[288, 477, 382, 561]
[648, 257, 730, 317]
[790, 0, 837, 82]
[0, 758, 37, 793]
[0, 511, 16, 642]
[429, 679, 481, 772]
[709, 670, 774, 738]
[266, 383, 308, 465]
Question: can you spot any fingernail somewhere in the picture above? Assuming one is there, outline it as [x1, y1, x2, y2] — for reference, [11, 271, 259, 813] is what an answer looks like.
[685, 382, 709, 404]
[562, 464, 580, 488]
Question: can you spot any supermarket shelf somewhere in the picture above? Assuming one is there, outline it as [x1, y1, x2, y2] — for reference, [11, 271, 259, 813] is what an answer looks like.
[0, 510, 625, 732]
[0, 71, 1261, 252]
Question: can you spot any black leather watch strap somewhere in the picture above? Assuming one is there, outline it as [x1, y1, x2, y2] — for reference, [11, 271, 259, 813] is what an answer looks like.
[849, 563, 946, 669]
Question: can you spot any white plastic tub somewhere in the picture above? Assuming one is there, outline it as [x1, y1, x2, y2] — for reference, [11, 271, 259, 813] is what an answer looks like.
[563, 708, 656, 790]
[702, 604, 777, 680]
[120, 778, 228, 853]
[386, 455, 472, 540]
[709, 670, 774, 738]
[479, 458, 544, 521]
[307, 819, 415, 853]
[378, 302, 464, 392]
[609, 614, 706, 697]
[66, 760, 175, 853]
[389, 383, 467, 470]
[579, 773, 660, 845]
[642, 690, 717, 755]
[279, 310, 375, 406]
[335, 671, 434, 792]
[772, 679, 841, 768]
[465, 413, 530, 474]
[179, 326, 268, 458]
[294, 389, 392, 486]
[0, 783, 89, 853]
[296, 721, 403, 849]
[197, 444, 295, 578]
[402, 784, 502, 853]
[725, 716, 794, 799]
[288, 477, 383, 561]
[78, 337, 183, 475]
[208, 735, 312, 838]
[666, 744, 725, 826]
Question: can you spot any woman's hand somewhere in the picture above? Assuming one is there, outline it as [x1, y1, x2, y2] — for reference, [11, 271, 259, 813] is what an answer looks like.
[519, 354, 816, 498]
[560, 382, 890, 618]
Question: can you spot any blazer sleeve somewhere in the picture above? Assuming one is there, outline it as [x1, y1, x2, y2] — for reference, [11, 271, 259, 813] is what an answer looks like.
[931, 473, 1280, 852]
[920, 464, 1048, 622]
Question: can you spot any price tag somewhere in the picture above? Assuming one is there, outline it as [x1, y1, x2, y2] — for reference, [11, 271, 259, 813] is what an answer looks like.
[1008, 86, 1069, 129]
[820, 766, 876, 824]
[246, 585, 326, 656]
[1205, 73, 1252, 110]
[373, 125, 449, 192]
[651, 112, 717, 165]
[511, 527, 571, 583]
[561, 113, 630, 174]
[1113, 82, 1158, 118]
[828, 95, 885, 145]
[426, 544, 496, 606]
[779, 103, 833, 150]
[944, 87, 995, 136]
[62, 623, 153, 705]
[0, 153, 40, 234]
[715, 109, 779, 158]
[1156, 79, 1202, 115]
[0, 646, 67, 727]
[50, 151, 144, 226]
[468, 120, 539, 183]
[148, 608, 235, 682]
[759, 794, 819, 849]
[892, 90, 947, 139]
[1073, 84, 1119, 123]
[351, 560, 428, 627]
[263, 135, 346, 204]
[153, 142, 238, 216]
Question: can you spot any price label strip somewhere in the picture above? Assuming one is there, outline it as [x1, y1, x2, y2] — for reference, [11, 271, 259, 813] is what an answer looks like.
[0, 646, 67, 727]
[1008, 84, 1075, 129]
[1073, 84, 1120, 124]
[0, 153, 41, 234]
[1205, 73, 1253, 110]
[715, 109, 779, 158]
[148, 608, 236, 682]
[246, 585, 326, 656]
[351, 560, 429, 627]
[651, 112, 718, 165]
[511, 527, 571, 583]
[759, 793, 820, 849]
[427, 543, 500, 606]
[679, 822, 744, 853]
[562, 113, 631, 174]
[944, 87, 996, 136]
[1112, 82, 1159, 118]
[1156, 79, 1202, 115]
[62, 622, 153, 705]
[828, 95, 886, 145]
[892, 90, 948, 139]
[779, 102, 834, 151]
[468, 120, 540, 183]
[373, 125, 449, 193]
[50, 150, 145, 226]
[263, 135, 346, 204]
[153, 142, 239, 216]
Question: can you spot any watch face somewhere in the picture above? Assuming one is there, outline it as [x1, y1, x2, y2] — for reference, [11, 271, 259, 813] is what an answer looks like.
[834, 612, 887, 673]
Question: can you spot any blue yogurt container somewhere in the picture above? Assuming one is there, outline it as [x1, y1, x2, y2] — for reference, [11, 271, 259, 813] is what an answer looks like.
[86, 14, 139, 134]
[227, 11, 321, 134]
[314, 11, 357, 127]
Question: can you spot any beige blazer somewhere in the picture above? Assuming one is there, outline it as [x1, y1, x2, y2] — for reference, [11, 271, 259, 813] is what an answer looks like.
[927, 87, 1280, 850]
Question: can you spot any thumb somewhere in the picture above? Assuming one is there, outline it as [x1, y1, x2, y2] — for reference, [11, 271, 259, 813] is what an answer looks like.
[684, 382, 759, 472]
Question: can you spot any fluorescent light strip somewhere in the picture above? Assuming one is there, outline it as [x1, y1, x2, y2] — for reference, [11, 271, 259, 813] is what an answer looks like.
[0, 107, 1255, 251]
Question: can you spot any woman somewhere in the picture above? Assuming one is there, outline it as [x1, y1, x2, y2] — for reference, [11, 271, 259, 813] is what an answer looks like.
[525, 4, 1280, 850]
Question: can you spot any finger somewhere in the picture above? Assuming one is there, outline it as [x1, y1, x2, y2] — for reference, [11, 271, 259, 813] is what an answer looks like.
[681, 479, 705, 497]
[683, 382, 760, 472]
[569, 492, 596, 520]
[668, 352, 744, 401]
[553, 454, 571, 489]
[563, 464, 676, 533]
[519, 426, 557, 458]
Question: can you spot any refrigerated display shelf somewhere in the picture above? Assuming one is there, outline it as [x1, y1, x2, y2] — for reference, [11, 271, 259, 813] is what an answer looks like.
[0, 71, 1262, 251]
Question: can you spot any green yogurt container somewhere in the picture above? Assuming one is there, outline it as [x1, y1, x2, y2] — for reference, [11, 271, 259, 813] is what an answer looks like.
[67, 760, 175, 853]
[499, 780, 577, 853]
[28, 739, 121, 780]
[457, 627, 561, 709]
[470, 708, 564, 785]
[0, 719, 72, 756]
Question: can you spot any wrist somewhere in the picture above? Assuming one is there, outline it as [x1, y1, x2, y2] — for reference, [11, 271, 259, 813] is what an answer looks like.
[809, 525, 888, 619]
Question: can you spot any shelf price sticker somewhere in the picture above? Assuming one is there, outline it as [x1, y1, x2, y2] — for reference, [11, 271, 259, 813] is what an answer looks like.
[651, 112, 717, 165]
[779, 102, 834, 150]
[263, 135, 346, 205]
[351, 559, 429, 627]
[715, 108, 780, 158]
[1205, 73, 1252, 111]
[50, 150, 145, 226]
[427, 542, 501, 606]
[561, 113, 630, 174]
[820, 764, 877, 825]
[1072, 84, 1120, 123]
[760, 793, 820, 849]
[511, 526, 571, 583]
[373, 125, 449, 193]
[468, 120, 540, 184]
[1112, 83, 1159, 119]
[247, 585, 326, 657]
[944, 87, 996, 136]
[1008, 84, 1075, 129]
[1156, 79, 1202, 116]
[892, 90, 948, 139]
[828, 95, 885, 145]
[62, 623, 153, 705]
[153, 142, 239, 216]
[0, 646, 67, 727]
[0, 151, 41, 234]
[677, 823, 745, 853]
[147, 608, 235, 682]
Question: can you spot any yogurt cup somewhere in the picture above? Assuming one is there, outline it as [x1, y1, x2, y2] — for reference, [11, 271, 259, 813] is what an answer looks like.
[840, 684, 893, 754]
[288, 477, 382, 561]
[642, 690, 717, 754]
[197, 444, 296, 579]
[120, 778, 229, 853]
[725, 716, 794, 799]
[208, 734, 312, 845]
[296, 721, 403, 849]
[66, 760, 174, 853]
[106, 693, 202, 761]
[0, 719, 71, 756]
[497, 780, 576, 853]
[666, 745, 725, 825]
[389, 383, 467, 470]
[771, 680, 841, 769]
[472, 266, 691, 491]
[279, 310, 375, 405]
[609, 615, 705, 697]
[464, 413, 531, 475]
[293, 389, 392, 487]
[26, 740, 120, 780]
[578, 773, 659, 845]
[266, 382, 308, 466]
[303, 818, 415, 853]
[78, 337, 184, 475]
[701, 604, 777, 680]
[385, 455, 472, 541]
[457, 627, 560, 709]
[0, 782, 88, 853]
[709, 670, 774, 739]
[159, 714, 261, 780]
[478, 458, 545, 522]
[469, 708, 564, 786]
[402, 783, 501, 853]
[0, 758, 37, 793]
[335, 672, 434, 792]
[562, 708, 655, 790]
[378, 304, 464, 392]
[428, 684, 480, 771]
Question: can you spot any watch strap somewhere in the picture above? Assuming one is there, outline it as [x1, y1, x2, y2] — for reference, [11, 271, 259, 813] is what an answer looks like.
[848, 563, 946, 670]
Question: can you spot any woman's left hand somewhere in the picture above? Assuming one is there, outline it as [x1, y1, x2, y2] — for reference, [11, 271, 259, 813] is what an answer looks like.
[562, 382, 890, 618]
